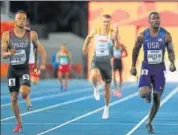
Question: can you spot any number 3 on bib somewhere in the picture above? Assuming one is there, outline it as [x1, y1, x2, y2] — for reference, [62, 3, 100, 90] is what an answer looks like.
[22, 74, 30, 80]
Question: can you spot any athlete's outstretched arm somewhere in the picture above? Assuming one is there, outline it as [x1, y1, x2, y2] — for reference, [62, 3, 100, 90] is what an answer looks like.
[165, 33, 175, 64]
[1, 31, 15, 59]
[82, 29, 96, 55]
[113, 26, 120, 49]
[131, 33, 144, 67]
[31, 31, 46, 67]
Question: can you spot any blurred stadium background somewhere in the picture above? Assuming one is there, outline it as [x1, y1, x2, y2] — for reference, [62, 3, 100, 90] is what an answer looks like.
[1, 1, 178, 82]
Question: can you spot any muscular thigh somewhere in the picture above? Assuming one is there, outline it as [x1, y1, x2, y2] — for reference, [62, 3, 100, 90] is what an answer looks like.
[7, 67, 20, 93]
[98, 62, 112, 84]
[17, 68, 31, 88]
[139, 86, 152, 98]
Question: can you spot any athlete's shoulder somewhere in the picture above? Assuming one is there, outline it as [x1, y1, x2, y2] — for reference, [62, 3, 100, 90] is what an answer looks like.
[162, 28, 171, 41]
[88, 29, 97, 38]
[1, 31, 10, 41]
[142, 28, 149, 34]
[160, 27, 169, 35]
[30, 30, 38, 40]
[30, 30, 38, 36]
[138, 31, 144, 38]
[2, 31, 9, 37]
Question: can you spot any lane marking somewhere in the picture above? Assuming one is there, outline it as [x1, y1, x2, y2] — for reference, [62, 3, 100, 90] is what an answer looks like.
[1, 84, 135, 122]
[126, 86, 178, 135]
[1, 87, 92, 107]
[2, 122, 178, 126]
[36, 92, 139, 135]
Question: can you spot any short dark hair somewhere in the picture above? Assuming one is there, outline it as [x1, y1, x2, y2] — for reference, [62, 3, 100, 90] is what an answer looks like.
[149, 11, 159, 19]
[102, 14, 111, 19]
[15, 10, 27, 16]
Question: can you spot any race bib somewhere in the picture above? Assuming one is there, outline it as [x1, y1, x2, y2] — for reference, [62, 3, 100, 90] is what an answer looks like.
[95, 45, 109, 57]
[147, 50, 162, 64]
[60, 57, 68, 65]
[10, 50, 27, 65]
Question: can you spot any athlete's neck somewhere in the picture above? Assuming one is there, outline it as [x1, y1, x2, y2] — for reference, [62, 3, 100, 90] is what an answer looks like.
[150, 27, 160, 34]
[149, 27, 160, 37]
[14, 27, 25, 34]
[14, 27, 26, 38]
[102, 28, 109, 34]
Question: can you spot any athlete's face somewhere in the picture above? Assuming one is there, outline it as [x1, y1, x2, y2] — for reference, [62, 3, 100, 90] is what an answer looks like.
[149, 13, 160, 29]
[102, 17, 111, 29]
[60, 45, 67, 53]
[15, 13, 27, 29]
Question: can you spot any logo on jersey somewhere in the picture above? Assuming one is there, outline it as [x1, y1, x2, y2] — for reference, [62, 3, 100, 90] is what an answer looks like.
[11, 42, 28, 49]
[147, 42, 160, 49]
[99, 39, 108, 43]
[158, 38, 163, 42]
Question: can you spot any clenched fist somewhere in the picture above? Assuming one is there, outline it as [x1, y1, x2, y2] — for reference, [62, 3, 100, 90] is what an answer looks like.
[169, 63, 176, 72]
[130, 67, 137, 76]
[9, 48, 16, 56]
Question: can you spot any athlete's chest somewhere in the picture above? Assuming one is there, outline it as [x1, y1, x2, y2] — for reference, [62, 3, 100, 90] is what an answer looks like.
[143, 36, 165, 50]
[95, 35, 112, 47]
[9, 37, 30, 50]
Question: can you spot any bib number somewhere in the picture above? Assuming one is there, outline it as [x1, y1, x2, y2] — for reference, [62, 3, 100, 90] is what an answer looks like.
[10, 50, 27, 65]
[147, 50, 162, 64]
[9, 78, 16, 86]
[95, 46, 109, 57]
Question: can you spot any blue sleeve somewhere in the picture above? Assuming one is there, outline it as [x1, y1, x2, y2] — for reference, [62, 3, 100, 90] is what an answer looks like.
[52, 53, 59, 68]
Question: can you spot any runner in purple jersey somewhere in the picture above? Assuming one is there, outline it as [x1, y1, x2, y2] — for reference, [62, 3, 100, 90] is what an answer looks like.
[130, 12, 176, 134]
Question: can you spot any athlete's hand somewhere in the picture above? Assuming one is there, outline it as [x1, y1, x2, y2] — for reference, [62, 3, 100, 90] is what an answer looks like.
[115, 24, 119, 32]
[9, 48, 16, 56]
[34, 68, 41, 75]
[169, 63, 176, 72]
[130, 67, 137, 76]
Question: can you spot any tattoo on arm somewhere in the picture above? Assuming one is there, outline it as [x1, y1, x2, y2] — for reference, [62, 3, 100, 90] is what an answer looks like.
[166, 33, 175, 64]
[132, 33, 143, 67]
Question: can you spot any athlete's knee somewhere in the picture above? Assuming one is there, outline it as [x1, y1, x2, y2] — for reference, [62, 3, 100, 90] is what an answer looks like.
[58, 72, 63, 78]
[103, 83, 110, 94]
[91, 69, 99, 81]
[139, 87, 151, 98]
[105, 79, 111, 84]
[20, 85, 30, 99]
[64, 73, 69, 78]
[11, 96, 18, 103]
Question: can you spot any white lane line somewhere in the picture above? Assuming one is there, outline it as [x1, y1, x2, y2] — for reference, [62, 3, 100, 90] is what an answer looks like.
[1, 87, 92, 107]
[36, 92, 139, 135]
[1, 84, 136, 122]
[1, 85, 91, 99]
[126, 86, 178, 135]
[1, 94, 93, 122]
[1, 82, 128, 107]
[2, 123, 178, 126]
